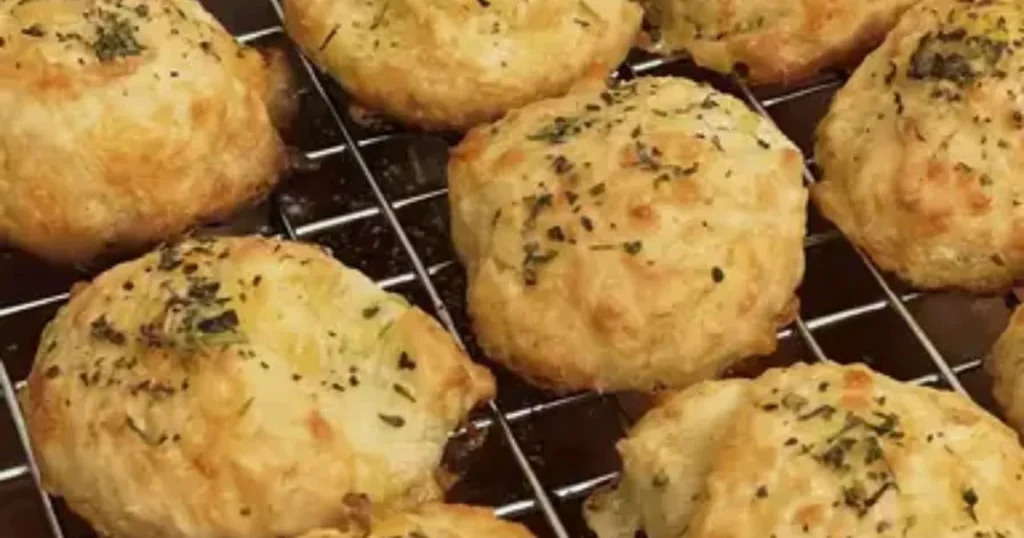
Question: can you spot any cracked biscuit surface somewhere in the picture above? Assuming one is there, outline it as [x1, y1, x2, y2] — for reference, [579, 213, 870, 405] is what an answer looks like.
[21, 236, 495, 538]
[449, 76, 806, 393]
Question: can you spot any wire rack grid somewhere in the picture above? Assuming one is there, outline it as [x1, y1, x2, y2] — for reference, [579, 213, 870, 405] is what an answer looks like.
[0, 2, 1015, 537]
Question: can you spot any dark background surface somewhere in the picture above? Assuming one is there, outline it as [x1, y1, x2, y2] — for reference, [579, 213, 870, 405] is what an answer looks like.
[0, 2, 1014, 537]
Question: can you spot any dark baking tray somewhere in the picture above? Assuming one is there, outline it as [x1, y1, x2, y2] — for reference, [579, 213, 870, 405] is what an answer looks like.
[0, 1, 1014, 537]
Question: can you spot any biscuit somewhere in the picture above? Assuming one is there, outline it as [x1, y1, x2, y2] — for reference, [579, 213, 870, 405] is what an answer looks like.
[642, 0, 919, 85]
[283, 0, 641, 131]
[297, 503, 535, 538]
[585, 362, 1024, 538]
[0, 0, 290, 264]
[814, 0, 1024, 292]
[449, 76, 807, 393]
[21, 236, 495, 538]
[987, 304, 1024, 434]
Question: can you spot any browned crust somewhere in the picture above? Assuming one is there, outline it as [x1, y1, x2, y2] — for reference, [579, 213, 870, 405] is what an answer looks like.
[812, 182, 1017, 294]
[449, 77, 806, 393]
[298, 503, 537, 538]
[283, 0, 642, 131]
[0, 1, 288, 265]
[644, 0, 919, 87]
[812, 0, 1024, 294]
[586, 361, 1024, 538]
[736, 8, 905, 86]
[986, 305, 1024, 435]
[22, 235, 495, 538]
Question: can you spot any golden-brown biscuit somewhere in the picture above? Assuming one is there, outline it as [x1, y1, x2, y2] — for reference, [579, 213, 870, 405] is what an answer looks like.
[585, 379, 750, 538]
[987, 303, 1024, 434]
[641, 0, 919, 85]
[283, 0, 641, 131]
[21, 236, 495, 538]
[296, 503, 535, 538]
[0, 0, 290, 264]
[814, 0, 1024, 292]
[585, 362, 1024, 538]
[449, 76, 807, 393]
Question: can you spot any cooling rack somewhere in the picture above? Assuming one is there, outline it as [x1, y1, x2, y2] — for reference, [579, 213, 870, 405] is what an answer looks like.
[0, 1, 1015, 537]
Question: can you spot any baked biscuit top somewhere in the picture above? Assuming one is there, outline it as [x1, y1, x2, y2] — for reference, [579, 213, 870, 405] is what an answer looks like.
[815, 0, 1024, 292]
[449, 77, 806, 392]
[641, 0, 919, 85]
[22, 236, 495, 538]
[0, 0, 289, 263]
[0, 0, 245, 70]
[296, 503, 536, 538]
[586, 362, 1024, 538]
[283, 0, 641, 130]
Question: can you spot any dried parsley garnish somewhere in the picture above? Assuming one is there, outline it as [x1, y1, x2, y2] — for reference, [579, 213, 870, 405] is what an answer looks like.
[21, 24, 45, 37]
[551, 155, 574, 175]
[393, 383, 416, 402]
[962, 488, 979, 522]
[91, 11, 144, 62]
[522, 242, 558, 286]
[196, 310, 239, 334]
[797, 404, 836, 421]
[157, 245, 183, 271]
[362, 305, 380, 319]
[237, 397, 254, 416]
[622, 241, 643, 255]
[378, 413, 405, 427]
[125, 415, 159, 445]
[907, 29, 1008, 89]
[90, 315, 127, 345]
[527, 115, 585, 144]
[398, 352, 416, 370]
[632, 141, 663, 171]
[524, 193, 553, 228]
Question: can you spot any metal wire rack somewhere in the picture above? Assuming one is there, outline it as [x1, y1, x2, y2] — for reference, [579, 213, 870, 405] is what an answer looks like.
[0, 2, 1014, 537]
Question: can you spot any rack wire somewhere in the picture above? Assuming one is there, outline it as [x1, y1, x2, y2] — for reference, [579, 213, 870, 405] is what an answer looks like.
[0, 4, 1009, 537]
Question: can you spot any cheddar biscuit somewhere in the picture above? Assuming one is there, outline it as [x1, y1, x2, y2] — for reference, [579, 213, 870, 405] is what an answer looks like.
[449, 77, 806, 393]
[284, 0, 641, 131]
[21, 236, 495, 538]
[642, 0, 919, 85]
[586, 362, 1024, 538]
[297, 503, 535, 538]
[987, 303, 1024, 435]
[815, 0, 1024, 292]
[0, 0, 291, 263]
